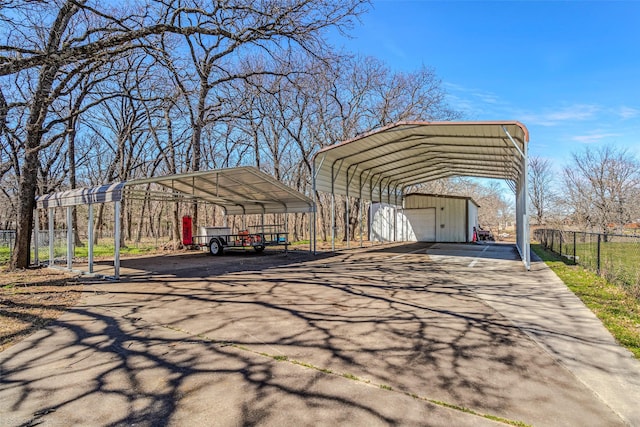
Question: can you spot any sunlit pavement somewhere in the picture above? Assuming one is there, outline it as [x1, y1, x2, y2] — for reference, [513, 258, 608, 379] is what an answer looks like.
[1, 243, 638, 426]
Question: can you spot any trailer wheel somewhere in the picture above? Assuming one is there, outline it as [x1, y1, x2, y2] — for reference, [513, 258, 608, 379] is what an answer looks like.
[254, 245, 265, 253]
[209, 238, 223, 256]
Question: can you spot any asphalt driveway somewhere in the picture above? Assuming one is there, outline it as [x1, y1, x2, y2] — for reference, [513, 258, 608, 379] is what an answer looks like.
[1, 243, 639, 426]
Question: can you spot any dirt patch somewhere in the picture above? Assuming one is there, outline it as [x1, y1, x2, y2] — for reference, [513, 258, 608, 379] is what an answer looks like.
[0, 267, 83, 352]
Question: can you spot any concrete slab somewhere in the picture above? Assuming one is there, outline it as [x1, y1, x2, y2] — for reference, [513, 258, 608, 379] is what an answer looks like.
[1, 243, 637, 426]
[425, 242, 640, 426]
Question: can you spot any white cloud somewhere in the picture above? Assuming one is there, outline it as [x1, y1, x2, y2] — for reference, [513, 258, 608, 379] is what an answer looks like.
[571, 132, 622, 144]
[520, 104, 600, 127]
[444, 83, 507, 118]
[444, 83, 636, 135]
[473, 90, 501, 105]
[444, 83, 501, 104]
[443, 82, 466, 92]
[382, 40, 407, 60]
[617, 106, 640, 120]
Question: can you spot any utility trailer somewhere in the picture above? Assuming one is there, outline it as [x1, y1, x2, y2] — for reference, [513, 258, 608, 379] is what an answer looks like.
[193, 225, 289, 256]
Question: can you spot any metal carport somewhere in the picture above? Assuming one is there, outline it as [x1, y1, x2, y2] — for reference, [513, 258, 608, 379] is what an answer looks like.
[35, 166, 314, 279]
[312, 121, 531, 269]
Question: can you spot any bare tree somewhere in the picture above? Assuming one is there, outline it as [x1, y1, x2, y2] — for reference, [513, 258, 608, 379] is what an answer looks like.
[475, 181, 512, 235]
[563, 145, 640, 234]
[315, 55, 460, 240]
[1, 0, 368, 268]
[528, 156, 555, 226]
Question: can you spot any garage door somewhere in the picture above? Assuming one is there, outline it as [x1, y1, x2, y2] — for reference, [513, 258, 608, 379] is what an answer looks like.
[404, 208, 436, 242]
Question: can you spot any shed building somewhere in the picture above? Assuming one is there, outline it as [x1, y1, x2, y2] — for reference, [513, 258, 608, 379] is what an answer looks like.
[370, 194, 479, 243]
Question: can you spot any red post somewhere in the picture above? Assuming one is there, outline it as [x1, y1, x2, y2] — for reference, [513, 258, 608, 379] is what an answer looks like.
[182, 216, 193, 245]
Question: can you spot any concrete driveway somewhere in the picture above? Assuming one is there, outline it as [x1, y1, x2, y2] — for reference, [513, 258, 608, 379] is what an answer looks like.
[1, 243, 639, 426]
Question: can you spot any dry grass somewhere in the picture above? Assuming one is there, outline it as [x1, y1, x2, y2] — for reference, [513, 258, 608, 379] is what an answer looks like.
[0, 267, 83, 352]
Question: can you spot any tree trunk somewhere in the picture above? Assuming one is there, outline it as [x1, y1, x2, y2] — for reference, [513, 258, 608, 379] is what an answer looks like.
[68, 120, 83, 246]
[11, 147, 38, 268]
[191, 86, 206, 229]
[135, 191, 149, 243]
[172, 198, 181, 246]
[10, 1, 79, 269]
[94, 203, 104, 245]
[349, 198, 360, 241]
[343, 199, 349, 242]
[293, 213, 300, 241]
[319, 193, 328, 242]
[119, 198, 127, 248]
[126, 203, 133, 241]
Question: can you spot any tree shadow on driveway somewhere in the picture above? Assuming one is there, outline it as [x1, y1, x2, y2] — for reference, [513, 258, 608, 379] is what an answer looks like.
[0, 244, 625, 426]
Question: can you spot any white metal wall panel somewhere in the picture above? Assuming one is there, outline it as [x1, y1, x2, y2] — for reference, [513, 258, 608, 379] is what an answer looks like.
[369, 203, 398, 242]
[403, 194, 478, 242]
[370, 195, 479, 243]
[405, 195, 459, 241]
[402, 208, 436, 242]
[467, 200, 479, 241]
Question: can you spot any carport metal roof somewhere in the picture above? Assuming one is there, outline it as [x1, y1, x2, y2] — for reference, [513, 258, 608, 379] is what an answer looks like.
[36, 166, 313, 215]
[313, 121, 529, 205]
[125, 166, 313, 215]
[312, 121, 530, 269]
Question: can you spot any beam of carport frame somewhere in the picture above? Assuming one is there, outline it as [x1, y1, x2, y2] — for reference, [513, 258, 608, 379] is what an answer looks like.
[312, 121, 531, 270]
[125, 166, 314, 215]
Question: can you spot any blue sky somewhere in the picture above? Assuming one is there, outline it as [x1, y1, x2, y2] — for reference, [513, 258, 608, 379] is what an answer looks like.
[332, 0, 640, 173]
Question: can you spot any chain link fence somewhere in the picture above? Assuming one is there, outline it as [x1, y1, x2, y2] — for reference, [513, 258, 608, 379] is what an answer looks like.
[1, 230, 16, 264]
[1, 229, 72, 265]
[2, 229, 153, 266]
[534, 229, 640, 298]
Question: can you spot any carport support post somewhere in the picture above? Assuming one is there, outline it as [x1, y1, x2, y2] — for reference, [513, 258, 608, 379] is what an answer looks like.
[359, 198, 363, 248]
[66, 206, 73, 270]
[359, 175, 363, 248]
[114, 200, 121, 280]
[331, 192, 335, 252]
[346, 185, 350, 249]
[504, 125, 531, 270]
[284, 212, 289, 254]
[309, 211, 313, 254]
[379, 180, 383, 243]
[312, 163, 316, 254]
[386, 182, 393, 242]
[523, 141, 531, 269]
[88, 204, 94, 273]
[309, 207, 314, 254]
[49, 208, 54, 267]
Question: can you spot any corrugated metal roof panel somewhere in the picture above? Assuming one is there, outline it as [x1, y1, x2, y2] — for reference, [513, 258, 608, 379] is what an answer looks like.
[36, 182, 126, 209]
[313, 121, 528, 201]
[36, 167, 313, 215]
[127, 167, 313, 215]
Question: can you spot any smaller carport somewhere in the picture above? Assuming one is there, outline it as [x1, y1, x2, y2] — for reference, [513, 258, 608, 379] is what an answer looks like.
[34, 166, 314, 279]
[312, 121, 531, 269]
